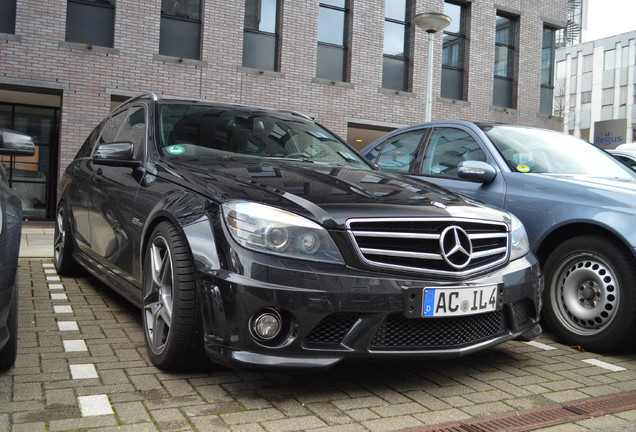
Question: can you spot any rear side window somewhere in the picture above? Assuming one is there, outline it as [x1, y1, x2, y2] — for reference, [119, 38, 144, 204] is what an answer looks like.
[374, 131, 425, 172]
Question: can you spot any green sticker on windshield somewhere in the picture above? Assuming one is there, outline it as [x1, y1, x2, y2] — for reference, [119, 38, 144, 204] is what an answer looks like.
[166, 145, 185, 155]
[517, 164, 530, 173]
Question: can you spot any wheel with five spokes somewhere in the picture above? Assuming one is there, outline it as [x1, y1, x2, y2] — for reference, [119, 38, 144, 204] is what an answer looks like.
[142, 221, 204, 370]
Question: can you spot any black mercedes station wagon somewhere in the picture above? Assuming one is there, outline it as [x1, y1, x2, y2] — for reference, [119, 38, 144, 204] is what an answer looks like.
[56, 92, 542, 370]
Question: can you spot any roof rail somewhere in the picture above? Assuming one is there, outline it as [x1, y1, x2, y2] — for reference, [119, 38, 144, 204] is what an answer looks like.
[270, 109, 313, 121]
[120, 91, 159, 105]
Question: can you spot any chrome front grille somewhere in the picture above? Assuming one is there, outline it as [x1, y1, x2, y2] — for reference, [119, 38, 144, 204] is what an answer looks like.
[346, 218, 509, 276]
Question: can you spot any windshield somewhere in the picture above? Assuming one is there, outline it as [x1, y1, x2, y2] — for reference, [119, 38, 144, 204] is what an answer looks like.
[158, 103, 370, 168]
[483, 125, 636, 178]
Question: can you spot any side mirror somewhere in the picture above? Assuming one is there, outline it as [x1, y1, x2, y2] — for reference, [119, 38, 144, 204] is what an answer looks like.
[93, 142, 140, 167]
[0, 129, 36, 156]
[457, 160, 497, 183]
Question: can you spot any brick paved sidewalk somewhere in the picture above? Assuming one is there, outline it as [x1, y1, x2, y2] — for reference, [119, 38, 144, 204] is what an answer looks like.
[2, 259, 636, 431]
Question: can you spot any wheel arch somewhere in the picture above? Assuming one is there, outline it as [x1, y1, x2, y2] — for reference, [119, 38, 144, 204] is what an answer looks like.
[139, 196, 222, 281]
[536, 222, 635, 267]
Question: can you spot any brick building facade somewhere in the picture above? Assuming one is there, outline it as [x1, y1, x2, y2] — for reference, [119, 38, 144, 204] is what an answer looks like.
[0, 0, 566, 220]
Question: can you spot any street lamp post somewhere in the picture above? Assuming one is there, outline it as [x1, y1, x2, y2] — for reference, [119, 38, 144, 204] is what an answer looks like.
[413, 12, 452, 122]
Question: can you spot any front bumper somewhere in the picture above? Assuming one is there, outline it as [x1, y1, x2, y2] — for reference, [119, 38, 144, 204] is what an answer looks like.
[197, 251, 542, 369]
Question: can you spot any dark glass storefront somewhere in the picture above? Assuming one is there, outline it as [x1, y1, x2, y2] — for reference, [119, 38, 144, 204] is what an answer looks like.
[0, 103, 59, 221]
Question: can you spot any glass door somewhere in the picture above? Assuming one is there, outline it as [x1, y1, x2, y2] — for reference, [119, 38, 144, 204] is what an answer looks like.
[0, 103, 59, 220]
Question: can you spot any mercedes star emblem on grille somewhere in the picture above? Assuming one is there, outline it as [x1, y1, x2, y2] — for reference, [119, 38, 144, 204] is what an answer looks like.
[440, 226, 473, 269]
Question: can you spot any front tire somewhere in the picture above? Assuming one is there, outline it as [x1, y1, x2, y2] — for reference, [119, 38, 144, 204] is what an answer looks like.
[142, 222, 204, 370]
[0, 274, 18, 370]
[54, 203, 77, 276]
[543, 235, 636, 352]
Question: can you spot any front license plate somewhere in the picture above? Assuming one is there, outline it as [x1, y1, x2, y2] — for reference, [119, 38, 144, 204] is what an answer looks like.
[422, 285, 498, 317]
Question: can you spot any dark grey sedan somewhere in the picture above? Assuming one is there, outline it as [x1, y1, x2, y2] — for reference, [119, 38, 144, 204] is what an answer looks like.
[362, 120, 636, 352]
[0, 129, 35, 369]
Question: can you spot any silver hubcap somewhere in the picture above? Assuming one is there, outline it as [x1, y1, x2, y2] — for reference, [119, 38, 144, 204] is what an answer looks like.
[143, 236, 174, 355]
[54, 209, 65, 264]
[551, 253, 618, 336]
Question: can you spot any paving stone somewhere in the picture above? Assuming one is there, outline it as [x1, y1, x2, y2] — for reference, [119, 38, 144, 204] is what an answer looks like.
[345, 408, 380, 422]
[268, 396, 310, 417]
[362, 415, 423, 432]
[372, 401, 428, 418]
[113, 401, 152, 424]
[191, 415, 232, 431]
[220, 408, 285, 425]
[332, 396, 387, 411]
[150, 407, 192, 431]
[45, 388, 77, 407]
[262, 415, 327, 432]
[13, 382, 43, 401]
[306, 401, 353, 425]
[460, 401, 514, 417]
[11, 422, 47, 432]
[413, 408, 473, 425]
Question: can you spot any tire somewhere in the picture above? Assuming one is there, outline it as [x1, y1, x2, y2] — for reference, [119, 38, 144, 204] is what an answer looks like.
[142, 221, 205, 370]
[543, 235, 636, 352]
[54, 203, 77, 276]
[0, 274, 18, 370]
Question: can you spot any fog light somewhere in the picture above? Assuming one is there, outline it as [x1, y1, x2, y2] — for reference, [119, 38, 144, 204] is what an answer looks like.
[252, 311, 281, 341]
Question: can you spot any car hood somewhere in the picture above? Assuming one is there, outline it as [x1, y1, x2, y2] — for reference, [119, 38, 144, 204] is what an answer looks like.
[160, 157, 511, 229]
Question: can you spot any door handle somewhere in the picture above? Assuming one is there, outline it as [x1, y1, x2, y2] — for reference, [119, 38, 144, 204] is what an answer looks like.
[93, 168, 103, 183]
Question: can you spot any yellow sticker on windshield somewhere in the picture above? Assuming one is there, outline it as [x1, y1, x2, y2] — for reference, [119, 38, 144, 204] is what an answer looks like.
[517, 164, 530, 173]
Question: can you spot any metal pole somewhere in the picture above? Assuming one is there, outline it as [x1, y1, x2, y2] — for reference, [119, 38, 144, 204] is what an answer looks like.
[425, 31, 434, 123]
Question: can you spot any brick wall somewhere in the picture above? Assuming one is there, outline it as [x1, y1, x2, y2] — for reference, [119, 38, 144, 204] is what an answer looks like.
[1, 0, 567, 178]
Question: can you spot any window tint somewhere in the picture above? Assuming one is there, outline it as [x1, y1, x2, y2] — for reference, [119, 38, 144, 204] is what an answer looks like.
[96, 110, 128, 152]
[159, 104, 370, 168]
[421, 128, 486, 178]
[116, 106, 146, 160]
[65, 0, 115, 47]
[76, 122, 104, 158]
[374, 131, 424, 172]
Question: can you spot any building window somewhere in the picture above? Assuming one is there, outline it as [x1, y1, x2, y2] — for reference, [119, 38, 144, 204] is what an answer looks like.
[243, 0, 279, 71]
[493, 13, 517, 108]
[582, 54, 593, 73]
[620, 86, 627, 106]
[604, 49, 615, 71]
[581, 91, 591, 104]
[570, 55, 577, 75]
[159, 0, 202, 60]
[540, 26, 556, 115]
[622, 46, 629, 68]
[442, 1, 467, 100]
[382, 0, 410, 91]
[66, 0, 115, 47]
[0, 0, 16, 34]
[317, 1, 349, 82]
[602, 88, 614, 107]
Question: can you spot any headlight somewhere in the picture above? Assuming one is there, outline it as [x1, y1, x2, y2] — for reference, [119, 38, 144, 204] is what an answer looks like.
[509, 214, 530, 260]
[222, 201, 344, 264]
